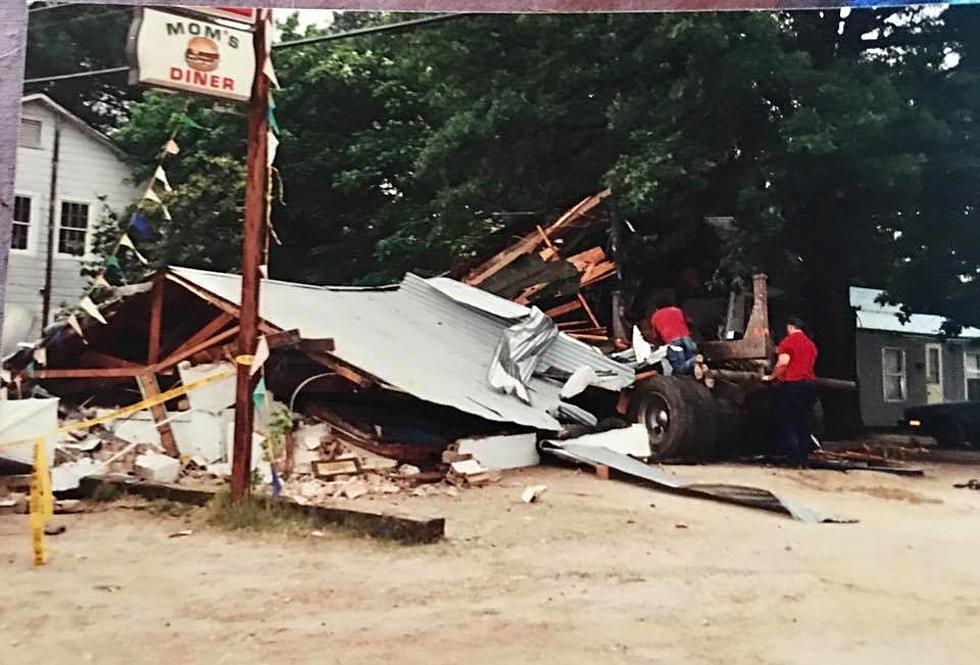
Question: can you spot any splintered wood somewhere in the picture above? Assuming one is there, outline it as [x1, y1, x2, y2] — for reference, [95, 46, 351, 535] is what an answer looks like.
[463, 189, 618, 345]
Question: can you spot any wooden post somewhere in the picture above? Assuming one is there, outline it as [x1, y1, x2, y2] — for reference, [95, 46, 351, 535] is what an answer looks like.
[148, 276, 164, 363]
[137, 373, 179, 457]
[231, 12, 271, 502]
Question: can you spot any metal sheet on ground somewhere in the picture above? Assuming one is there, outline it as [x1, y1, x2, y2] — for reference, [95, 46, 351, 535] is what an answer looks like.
[542, 441, 854, 523]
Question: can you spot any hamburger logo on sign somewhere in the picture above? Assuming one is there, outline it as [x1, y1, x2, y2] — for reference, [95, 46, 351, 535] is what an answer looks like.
[128, 8, 255, 103]
[185, 36, 221, 72]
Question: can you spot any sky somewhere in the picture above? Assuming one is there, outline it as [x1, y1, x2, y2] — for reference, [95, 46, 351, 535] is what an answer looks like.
[274, 8, 335, 33]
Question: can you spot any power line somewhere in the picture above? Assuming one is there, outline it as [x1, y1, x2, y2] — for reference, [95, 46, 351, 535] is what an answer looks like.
[22, 12, 475, 87]
[23, 65, 129, 86]
[273, 13, 474, 50]
[28, 3, 70, 14]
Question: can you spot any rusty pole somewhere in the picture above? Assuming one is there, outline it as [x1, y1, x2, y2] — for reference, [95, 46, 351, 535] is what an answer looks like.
[230, 12, 270, 502]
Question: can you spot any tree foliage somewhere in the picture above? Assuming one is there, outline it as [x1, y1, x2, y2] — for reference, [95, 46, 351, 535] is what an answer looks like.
[39, 6, 980, 407]
[24, 2, 134, 125]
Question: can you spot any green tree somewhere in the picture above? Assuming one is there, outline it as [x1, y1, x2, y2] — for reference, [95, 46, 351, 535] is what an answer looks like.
[24, 3, 134, 126]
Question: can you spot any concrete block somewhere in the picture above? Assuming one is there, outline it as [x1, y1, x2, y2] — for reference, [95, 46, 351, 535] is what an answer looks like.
[134, 453, 181, 484]
[456, 433, 539, 470]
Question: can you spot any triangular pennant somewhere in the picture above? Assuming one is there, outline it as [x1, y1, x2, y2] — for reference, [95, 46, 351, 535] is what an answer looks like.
[163, 138, 180, 155]
[262, 16, 279, 89]
[252, 376, 267, 409]
[268, 103, 281, 137]
[161, 205, 172, 221]
[143, 185, 162, 204]
[180, 115, 204, 130]
[33, 346, 47, 366]
[267, 131, 279, 167]
[67, 314, 85, 340]
[119, 234, 149, 264]
[128, 211, 153, 239]
[79, 296, 107, 325]
[259, 264, 268, 278]
[153, 165, 173, 192]
[249, 336, 270, 377]
[93, 274, 112, 289]
[106, 254, 122, 271]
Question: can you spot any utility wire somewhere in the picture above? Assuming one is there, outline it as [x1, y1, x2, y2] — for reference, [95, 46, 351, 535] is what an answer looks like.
[272, 13, 474, 50]
[24, 66, 129, 85]
[27, 3, 70, 14]
[22, 12, 475, 86]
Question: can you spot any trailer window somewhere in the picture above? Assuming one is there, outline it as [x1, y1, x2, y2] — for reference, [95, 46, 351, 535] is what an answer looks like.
[965, 352, 980, 401]
[882, 348, 907, 402]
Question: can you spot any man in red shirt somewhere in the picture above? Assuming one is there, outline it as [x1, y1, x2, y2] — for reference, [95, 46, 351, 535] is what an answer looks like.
[650, 296, 698, 374]
[764, 317, 819, 466]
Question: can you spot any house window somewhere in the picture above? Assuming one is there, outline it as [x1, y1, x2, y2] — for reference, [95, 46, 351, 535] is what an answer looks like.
[11, 195, 31, 250]
[965, 352, 980, 401]
[58, 201, 90, 256]
[882, 347, 907, 402]
[925, 345, 941, 384]
[18, 118, 42, 148]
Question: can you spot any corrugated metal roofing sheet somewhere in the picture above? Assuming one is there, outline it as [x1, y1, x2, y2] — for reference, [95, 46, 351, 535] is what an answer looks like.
[850, 287, 980, 339]
[169, 267, 634, 431]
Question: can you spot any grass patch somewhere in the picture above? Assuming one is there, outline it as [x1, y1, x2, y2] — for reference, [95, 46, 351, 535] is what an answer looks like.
[205, 490, 322, 535]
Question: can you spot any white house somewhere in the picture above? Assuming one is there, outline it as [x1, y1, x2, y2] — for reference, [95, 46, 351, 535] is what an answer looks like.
[5, 94, 137, 348]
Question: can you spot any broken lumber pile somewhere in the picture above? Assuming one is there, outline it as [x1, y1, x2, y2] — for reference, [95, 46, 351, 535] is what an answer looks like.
[462, 189, 618, 345]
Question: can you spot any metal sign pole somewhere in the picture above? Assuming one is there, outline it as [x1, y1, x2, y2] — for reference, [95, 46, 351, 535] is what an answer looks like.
[230, 10, 269, 502]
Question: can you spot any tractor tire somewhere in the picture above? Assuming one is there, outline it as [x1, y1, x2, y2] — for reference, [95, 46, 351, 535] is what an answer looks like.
[628, 376, 718, 461]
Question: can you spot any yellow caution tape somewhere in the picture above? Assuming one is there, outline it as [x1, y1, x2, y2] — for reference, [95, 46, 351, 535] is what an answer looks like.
[0, 369, 235, 452]
[234, 354, 254, 366]
[2, 368, 234, 567]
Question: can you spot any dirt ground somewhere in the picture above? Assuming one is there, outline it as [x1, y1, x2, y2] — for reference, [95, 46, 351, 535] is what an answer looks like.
[3, 461, 980, 665]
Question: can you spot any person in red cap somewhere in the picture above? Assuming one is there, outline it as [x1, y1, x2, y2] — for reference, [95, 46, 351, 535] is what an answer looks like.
[650, 296, 698, 375]
[764, 317, 819, 466]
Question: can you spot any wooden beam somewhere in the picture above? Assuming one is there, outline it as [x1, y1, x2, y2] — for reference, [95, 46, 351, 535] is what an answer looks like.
[165, 273, 278, 336]
[465, 189, 611, 285]
[165, 273, 242, 320]
[79, 350, 141, 368]
[154, 325, 240, 372]
[568, 333, 609, 342]
[205, 328, 307, 364]
[577, 293, 602, 328]
[148, 276, 164, 363]
[136, 373, 179, 457]
[545, 299, 584, 318]
[33, 367, 147, 379]
[514, 282, 548, 305]
[306, 352, 375, 388]
[297, 338, 336, 354]
[159, 312, 234, 362]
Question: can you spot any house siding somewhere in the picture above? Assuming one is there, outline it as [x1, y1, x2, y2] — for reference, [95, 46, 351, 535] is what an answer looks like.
[856, 329, 970, 427]
[7, 100, 136, 341]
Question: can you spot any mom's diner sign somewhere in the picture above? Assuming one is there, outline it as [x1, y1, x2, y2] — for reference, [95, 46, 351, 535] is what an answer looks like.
[127, 8, 256, 103]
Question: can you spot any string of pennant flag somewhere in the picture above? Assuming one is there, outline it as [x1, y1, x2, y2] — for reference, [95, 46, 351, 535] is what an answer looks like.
[33, 11, 284, 385]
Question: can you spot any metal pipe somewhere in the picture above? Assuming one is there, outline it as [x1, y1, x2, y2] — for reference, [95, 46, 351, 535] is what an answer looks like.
[706, 368, 857, 390]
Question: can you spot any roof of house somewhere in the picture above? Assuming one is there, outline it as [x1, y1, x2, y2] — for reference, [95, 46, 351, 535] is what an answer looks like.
[850, 286, 980, 339]
[20, 93, 127, 159]
[168, 266, 635, 431]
